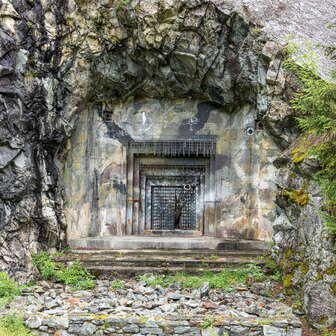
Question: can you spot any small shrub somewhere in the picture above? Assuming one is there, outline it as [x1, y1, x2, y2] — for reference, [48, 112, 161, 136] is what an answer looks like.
[56, 261, 95, 290]
[0, 314, 34, 336]
[32, 253, 58, 280]
[0, 273, 21, 307]
[200, 315, 216, 329]
[110, 280, 125, 291]
[32, 253, 95, 290]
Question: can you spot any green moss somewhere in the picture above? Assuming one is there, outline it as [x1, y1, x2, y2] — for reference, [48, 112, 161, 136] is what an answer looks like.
[331, 282, 336, 295]
[324, 265, 336, 275]
[284, 248, 292, 259]
[315, 273, 323, 281]
[320, 316, 328, 325]
[300, 264, 309, 275]
[289, 171, 298, 179]
[283, 274, 293, 288]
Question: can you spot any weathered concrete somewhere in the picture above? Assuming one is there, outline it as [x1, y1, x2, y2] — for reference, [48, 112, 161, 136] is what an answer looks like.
[69, 236, 270, 251]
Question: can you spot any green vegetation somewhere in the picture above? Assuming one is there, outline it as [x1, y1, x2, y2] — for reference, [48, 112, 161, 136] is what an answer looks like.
[0, 315, 34, 336]
[32, 253, 95, 290]
[199, 315, 216, 329]
[322, 330, 336, 336]
[116, 0, 131, 9]
[0, 273, 21, 307]
[138, 265, 265, 289]
[284, 40, 336, 235]
[110, 279, 125, 291]
[282, 274, 293, 288]
[331, 282, 336, 295]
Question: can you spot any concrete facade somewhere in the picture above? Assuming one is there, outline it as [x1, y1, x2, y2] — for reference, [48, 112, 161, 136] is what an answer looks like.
[64, 98, 279, 244]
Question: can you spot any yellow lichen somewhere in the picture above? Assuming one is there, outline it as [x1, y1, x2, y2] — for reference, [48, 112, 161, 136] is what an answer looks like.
[283, 274, 293, 288]
[291, 149, 307, 164]
[281, 189, 309, 206]
[331, 282, 336, 295]
[324, 265, 336, 275]
[300, 264, 309, 275]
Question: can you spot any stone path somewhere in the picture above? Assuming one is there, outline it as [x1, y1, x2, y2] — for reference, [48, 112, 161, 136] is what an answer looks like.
[2, 278, 302, 336]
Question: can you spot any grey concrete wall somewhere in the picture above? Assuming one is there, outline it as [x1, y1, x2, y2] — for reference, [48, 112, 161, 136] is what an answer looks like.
[64, 98, 279, 241]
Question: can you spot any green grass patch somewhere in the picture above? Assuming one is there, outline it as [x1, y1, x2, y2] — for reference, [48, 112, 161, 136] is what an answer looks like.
[0, 273, 22, 307]
[138, 264, 265, 289]
[199, 315, 216, 329]
[110, 279, 125, 291]
[32, 253, 95, 290]
[0, 315, 34, 336]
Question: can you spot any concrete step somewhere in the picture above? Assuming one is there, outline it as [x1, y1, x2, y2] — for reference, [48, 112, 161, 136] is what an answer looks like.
[69, 236, 270, 251]
[56, 248, 266, 277]
[80, 265, 256, 277]
[58, 255, 262, 267]
[68, 248, 263, 257]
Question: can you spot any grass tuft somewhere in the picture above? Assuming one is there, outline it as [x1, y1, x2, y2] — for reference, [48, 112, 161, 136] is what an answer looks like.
[32, 253, 95, 290]
[0, 273, 21, 307]
[0, 315, 34, 336]
[138, 264, 265, 289]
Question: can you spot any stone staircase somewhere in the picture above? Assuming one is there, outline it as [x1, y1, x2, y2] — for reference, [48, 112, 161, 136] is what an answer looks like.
[56, 246, 267, 277]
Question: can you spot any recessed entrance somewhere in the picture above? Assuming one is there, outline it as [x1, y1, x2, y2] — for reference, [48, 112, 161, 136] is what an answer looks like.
[126, 137, 216, 236]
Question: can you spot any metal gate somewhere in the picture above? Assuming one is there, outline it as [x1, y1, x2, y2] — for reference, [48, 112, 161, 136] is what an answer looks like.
[151, 184, 197, 230]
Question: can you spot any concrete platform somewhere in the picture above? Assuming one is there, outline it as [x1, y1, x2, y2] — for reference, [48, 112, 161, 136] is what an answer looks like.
[68, 236, 270, 251]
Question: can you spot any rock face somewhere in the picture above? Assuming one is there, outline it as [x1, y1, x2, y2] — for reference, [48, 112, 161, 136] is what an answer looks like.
[0, 0, 335, 328]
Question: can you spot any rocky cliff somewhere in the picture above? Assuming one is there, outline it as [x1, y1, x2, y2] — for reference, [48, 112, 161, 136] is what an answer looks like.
[0, 0, 335, 328]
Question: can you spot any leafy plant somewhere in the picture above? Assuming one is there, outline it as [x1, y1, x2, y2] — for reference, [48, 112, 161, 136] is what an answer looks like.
[57, 261, 95, 290]
[32, 253, 95, 290]
[110, 279, 125, 291]
[0, 315, 34, 336]
[0, 273, 22, 307]
[199, 315, 216, 329]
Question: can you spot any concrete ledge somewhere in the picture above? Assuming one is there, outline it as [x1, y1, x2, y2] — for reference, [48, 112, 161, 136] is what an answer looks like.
[68, 236, 270, 251]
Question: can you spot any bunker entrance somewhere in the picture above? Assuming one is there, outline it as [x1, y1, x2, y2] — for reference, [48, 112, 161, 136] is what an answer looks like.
[126, 137, 216, 236]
